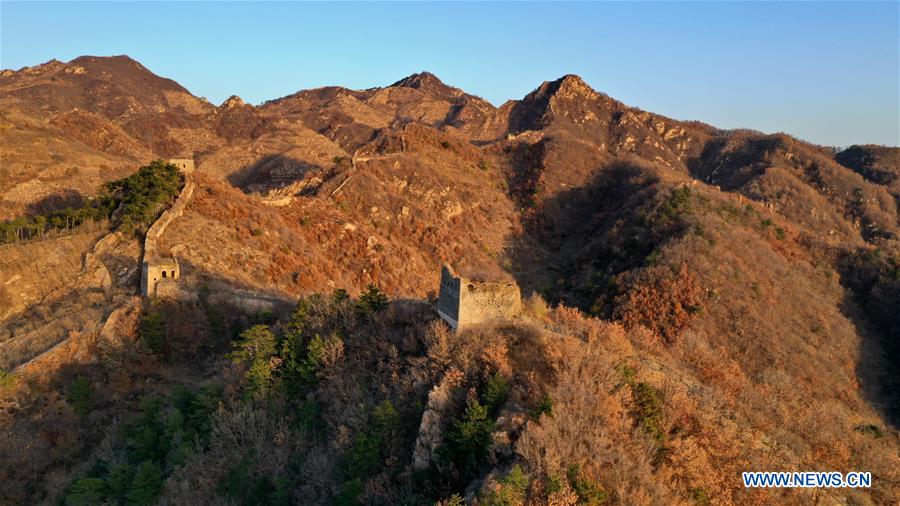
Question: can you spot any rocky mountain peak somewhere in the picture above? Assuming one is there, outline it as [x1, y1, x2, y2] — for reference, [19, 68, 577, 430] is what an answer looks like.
[4, 59, 65, 77]
[533, 74, 600, 103]
[390, 71, 460, 97]
[392, 71, 441, 88]
[220, 95, 247, 109]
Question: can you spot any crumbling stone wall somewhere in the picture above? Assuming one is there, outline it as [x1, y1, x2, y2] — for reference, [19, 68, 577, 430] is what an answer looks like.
[142, 178, 195, 259]
[436, 264, 521, 330]
[140, 159, 195, 297]
[436, 266, 462, 327]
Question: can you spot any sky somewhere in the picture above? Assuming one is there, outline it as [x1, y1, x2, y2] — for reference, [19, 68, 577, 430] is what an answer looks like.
[1, 1, 898, 147]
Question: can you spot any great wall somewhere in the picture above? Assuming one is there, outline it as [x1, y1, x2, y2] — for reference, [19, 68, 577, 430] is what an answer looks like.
[139, 159, 295, 314]
[140, 158, 196, 298]
[140, 160, 522, 329]
[2, 157, 524, 381]
[436, 264, 522, 331]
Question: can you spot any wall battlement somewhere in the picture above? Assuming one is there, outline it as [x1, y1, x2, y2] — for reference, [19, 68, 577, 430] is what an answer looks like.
[436, 264, 521, 330]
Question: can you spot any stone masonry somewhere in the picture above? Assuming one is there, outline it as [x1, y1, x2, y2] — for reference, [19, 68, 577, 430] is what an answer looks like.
[436, 264, 522, 330]
[167, 158, 195, 175]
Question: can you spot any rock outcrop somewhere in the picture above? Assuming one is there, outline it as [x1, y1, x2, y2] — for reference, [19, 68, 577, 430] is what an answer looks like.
[412, 370, 463, 470]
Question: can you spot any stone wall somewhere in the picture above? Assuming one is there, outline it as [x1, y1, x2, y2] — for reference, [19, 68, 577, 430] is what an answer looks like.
[140, 258, 179, 297]
[458, 277, 522, 328]
[143, 179, 195, 260]
[436, 265, 461, 327]
[436, 264, 521, 330]
[140, 162, 196, 297]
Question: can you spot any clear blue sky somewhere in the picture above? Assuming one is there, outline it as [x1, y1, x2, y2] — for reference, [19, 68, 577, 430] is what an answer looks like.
[2, 1, 898, 146]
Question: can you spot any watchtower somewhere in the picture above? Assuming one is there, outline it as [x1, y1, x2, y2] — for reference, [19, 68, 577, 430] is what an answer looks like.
[436, 265, 522, 330]
[167, 158, 195, 175]
[140, 257, 180, 297]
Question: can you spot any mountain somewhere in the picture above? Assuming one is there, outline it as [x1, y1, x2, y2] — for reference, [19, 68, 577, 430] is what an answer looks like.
[0, 56, 898, 505]
[0, 55, 213, 217]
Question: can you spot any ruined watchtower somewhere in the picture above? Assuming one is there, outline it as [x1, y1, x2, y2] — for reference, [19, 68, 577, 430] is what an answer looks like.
[167, 158, 195, 175]
[436, 264, 522, 330]
[140, 257, 180, 297]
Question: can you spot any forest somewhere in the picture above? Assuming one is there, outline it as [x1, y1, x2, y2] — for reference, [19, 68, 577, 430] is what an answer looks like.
[0, 160, 183, 245]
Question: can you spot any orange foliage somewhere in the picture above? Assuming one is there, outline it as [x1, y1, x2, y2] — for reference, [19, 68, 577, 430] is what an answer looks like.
[612, 264, 703, 344]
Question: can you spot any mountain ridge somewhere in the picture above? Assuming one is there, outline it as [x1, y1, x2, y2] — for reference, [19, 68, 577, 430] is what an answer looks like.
[0, 54, 898, 505]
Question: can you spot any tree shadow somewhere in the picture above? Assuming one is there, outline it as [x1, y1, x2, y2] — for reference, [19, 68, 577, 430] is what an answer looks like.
[24, 189, 85, 216]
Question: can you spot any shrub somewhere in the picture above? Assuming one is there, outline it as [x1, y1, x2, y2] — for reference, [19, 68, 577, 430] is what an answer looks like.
[293, 399, 324, 437]
[356, 284, 388, 315]
[139, 307, 166, 355]
[531, 395, 553, 418]
[566, 465, 607, 505]
[123, 395, 170, 464]
[373, 399, 400, 436]
[66, 375, 93, 417]
[125, 461, 164, 505]
[522, 293, 549, 320]
[281, 297, 347, 388]
[334, 478, 363, 506]
[171, 383, 223, 445]
[106, 464, 134, 499]
[606, 264, 703, 344]
[854, 424, 884, 438]
[0, 369, 15, 390]
[630, 382, 665, 445]
[444, 493, 466, 506]
[227, 325, 279, 398]
[64, 477, 108, 505]
[482, 373, 510, 415]
[218, 461, 290, 505]
[343, 432, 382, 479]
[689, 487, 711, 505]
[660, 186, 693, 223]
[292, 332, 344, 384]
[441, 393, 496, 479]
[481, 465, 528, 506]
[217, 460, 251, 499]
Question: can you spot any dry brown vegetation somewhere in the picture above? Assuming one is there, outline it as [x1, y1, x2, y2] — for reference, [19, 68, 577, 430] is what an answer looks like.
[1, 280, 898, 504]
[0, 56, 898, 504]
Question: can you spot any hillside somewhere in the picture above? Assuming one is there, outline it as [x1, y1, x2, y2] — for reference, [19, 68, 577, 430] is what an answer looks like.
[0, 56, 898, 505]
